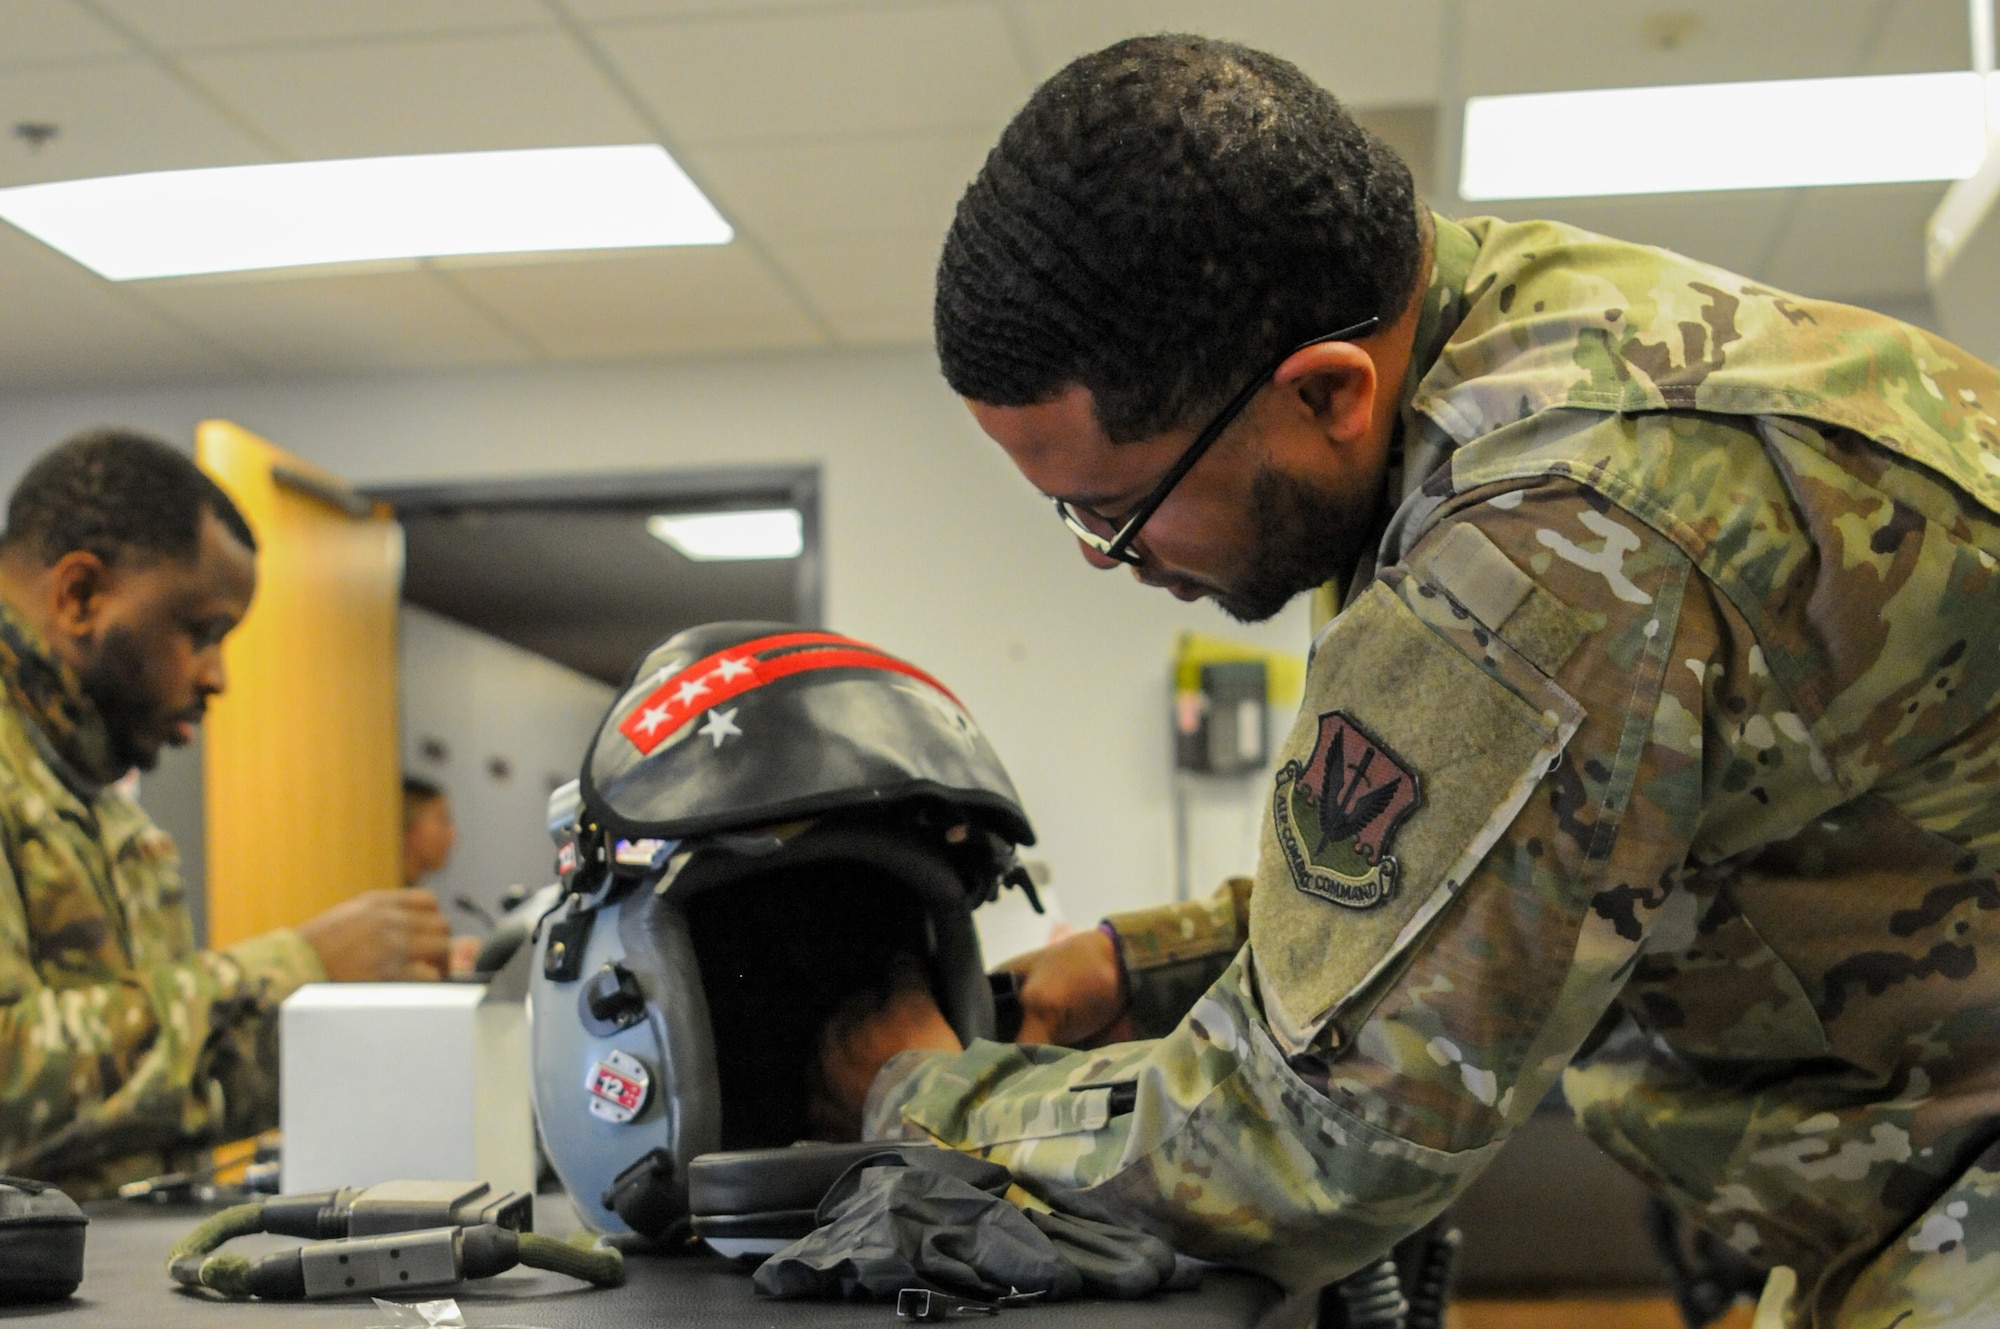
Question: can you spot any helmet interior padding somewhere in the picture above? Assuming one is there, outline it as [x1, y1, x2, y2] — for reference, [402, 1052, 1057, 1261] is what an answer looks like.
[669, 824, 996, 1151]
[688, 865, 933, 1149]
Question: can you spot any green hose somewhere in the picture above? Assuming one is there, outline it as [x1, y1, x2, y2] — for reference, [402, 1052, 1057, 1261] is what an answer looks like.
[167, 1201, 268, 1296]
[519, 1231, 624, 1287]
[166, 1199, 621, 1299]
[183, 1252, 257, 1298]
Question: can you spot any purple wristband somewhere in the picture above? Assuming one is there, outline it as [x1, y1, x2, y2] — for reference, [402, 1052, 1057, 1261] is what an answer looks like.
[1097, 920, 1131, 1010]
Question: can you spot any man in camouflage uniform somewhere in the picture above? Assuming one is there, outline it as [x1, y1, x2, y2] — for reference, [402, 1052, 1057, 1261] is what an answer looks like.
[816, 36, 2000, 1327]
[0, 430, 451, 1198]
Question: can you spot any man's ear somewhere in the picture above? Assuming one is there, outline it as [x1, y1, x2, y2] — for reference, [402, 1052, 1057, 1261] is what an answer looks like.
[45, 550, 111, 643]
[1271, 341, 1378, 449]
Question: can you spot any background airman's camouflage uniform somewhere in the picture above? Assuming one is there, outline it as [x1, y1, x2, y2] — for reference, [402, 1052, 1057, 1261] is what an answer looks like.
[0, 601, 323, 1197]
[868, 215, 2000, 1326]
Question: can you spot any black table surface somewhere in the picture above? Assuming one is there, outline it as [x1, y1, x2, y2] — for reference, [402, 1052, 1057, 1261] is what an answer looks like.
[6, 1200, 1285, 1329]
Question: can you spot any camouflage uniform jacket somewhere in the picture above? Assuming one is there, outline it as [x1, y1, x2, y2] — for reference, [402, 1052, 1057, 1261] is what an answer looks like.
[868, 215, 2000, 1326]
[0, 600, 323, 1197]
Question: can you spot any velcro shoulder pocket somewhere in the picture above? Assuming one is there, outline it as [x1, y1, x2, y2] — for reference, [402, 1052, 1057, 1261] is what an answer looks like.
[1250, 581, 1583, 1054]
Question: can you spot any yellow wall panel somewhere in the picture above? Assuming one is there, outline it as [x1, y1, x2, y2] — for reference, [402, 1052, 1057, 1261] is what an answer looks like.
[197, 420, 403, 946]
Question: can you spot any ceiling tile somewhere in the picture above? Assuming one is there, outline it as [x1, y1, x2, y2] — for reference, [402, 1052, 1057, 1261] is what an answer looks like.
[597, 3, 1030, 144]
[564, 0, 897, 19]
[91, 0, 549, 51]
[182, 30, 652, 158]
[1477, 191, 1797, 283]
[768, 229, 936, 343]
[1861, 0, 1974, 74]
[0, 57, 274, 185]
[440, 245, 826, 358]
[0, 221, 250, 389]
[821, 304, 932, 346]
[0, 0, 126, 68]
[1456, 0, 1921, 97]
[127, 266, 540, 374]
[1757, 181, 1946, 303]
[685, 128, 989, 239]
[1012, 0, 1443, 106]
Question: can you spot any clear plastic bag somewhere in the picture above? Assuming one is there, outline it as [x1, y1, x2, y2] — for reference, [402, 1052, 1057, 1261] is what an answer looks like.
[367, 1293, 554, 1329]
[367, 1298, 465, 1329]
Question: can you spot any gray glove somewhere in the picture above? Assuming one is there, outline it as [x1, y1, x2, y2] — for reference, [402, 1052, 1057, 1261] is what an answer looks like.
[751, 1147, 1198, 1303]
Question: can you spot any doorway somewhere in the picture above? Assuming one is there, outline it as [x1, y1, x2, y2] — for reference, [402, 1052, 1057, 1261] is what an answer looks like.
[367, 465, 823, 922]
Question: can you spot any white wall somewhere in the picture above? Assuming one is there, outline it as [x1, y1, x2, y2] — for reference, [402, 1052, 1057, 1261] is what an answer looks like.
[0, 347, 1308, 923]
[398, 604, 615, 921]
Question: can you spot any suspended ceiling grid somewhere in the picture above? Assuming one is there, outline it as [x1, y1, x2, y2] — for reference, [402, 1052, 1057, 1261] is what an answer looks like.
[0, 0, 1971, 391]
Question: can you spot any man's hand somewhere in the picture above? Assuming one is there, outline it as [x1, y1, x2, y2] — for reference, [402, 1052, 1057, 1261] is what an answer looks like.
[297, 889, 452, 981]
[810, 956, 962, 1142]
[448, 935, 485, 978]
[999, 926, 1133, 1047]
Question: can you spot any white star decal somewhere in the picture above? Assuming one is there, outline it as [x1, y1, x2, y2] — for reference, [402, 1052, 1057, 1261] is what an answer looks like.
[633, 703, 672, 736]
[672, 676, 712, 707]
[710, 656, 754, 684]
[698, 707, 742, 749]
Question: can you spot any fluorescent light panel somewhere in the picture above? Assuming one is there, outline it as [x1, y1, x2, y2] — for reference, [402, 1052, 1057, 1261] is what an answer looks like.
[648, 510, 803, 562]
[1462, 71, 1995, 200]
[0, 144, 732, 281]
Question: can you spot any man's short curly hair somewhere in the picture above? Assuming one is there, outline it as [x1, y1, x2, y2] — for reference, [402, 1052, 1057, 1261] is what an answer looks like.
[935, 35, 1423, 442]
[3, 428, 257, 567]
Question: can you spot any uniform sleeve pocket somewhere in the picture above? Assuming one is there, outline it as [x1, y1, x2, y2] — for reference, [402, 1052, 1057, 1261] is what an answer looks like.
[1251, 582, 1584, 1055]
[956, 1084, 1116, 1146]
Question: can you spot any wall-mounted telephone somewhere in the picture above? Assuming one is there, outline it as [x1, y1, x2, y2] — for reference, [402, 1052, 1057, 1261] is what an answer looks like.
[1175, 659, 1268, 774]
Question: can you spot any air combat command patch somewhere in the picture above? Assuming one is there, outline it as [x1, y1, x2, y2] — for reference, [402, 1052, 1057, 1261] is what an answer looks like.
[1274, 711, 1422, 910]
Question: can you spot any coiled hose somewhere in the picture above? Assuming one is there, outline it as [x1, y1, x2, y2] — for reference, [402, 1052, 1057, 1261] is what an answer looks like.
[1319, 1216, 1462, 1329]
[1337, 1256, 1409, 1329]
[167, 1201, 622, 1300]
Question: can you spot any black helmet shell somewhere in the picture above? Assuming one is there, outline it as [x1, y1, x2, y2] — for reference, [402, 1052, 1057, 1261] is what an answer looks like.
[581, 622, 1033, 846]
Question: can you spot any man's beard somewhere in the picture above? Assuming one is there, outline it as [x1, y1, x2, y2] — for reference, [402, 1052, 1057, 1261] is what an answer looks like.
[1212, 464, 1382, 624]
[79, 625, 168, 773]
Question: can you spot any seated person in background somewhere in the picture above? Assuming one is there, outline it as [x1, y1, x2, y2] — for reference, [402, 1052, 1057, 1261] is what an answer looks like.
[402, 774, 481, 974]
[0, 429, 450, 1197]
[401, 775, 456, 888]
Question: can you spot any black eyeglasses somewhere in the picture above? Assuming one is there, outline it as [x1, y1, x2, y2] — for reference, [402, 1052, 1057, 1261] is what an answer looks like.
[1054, 316, 1383, 566]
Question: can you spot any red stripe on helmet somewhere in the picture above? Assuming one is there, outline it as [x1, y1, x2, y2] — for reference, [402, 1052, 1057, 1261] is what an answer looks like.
[617, 634, 964, 756]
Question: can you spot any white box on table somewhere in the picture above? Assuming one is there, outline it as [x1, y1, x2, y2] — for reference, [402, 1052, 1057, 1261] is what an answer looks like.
[279, 982, 534, 1194]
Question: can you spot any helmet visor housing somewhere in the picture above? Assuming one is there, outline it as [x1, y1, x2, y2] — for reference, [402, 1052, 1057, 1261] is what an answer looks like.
[583, 623, 1033, 847]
